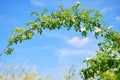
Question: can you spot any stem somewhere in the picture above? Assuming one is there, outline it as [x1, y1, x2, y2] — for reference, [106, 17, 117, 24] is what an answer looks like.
[0, 46, 9, 56]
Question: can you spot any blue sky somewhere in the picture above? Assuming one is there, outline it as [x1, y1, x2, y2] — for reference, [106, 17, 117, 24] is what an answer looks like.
[0, 0, 120, 78]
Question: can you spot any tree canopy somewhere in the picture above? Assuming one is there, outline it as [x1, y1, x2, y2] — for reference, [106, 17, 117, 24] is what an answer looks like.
[1, 2, 120, 80]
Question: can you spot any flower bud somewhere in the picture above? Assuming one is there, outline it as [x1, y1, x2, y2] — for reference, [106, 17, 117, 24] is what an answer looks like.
[86, 57, 91, 61]
[76, 2, 80, 5]
[95, 27, 101, 33]
[81, 27, 86, 32]
[107, 26, 112, 30]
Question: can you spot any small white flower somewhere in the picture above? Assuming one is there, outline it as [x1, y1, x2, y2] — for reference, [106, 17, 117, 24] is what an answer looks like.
[76, 1, 80, 5]
[86, 57, 91, 61]
[95, 27, 101, 33]
[110, 45, 112, 48]
[112, 50, 115, 54]
[30, 26, 33, 29]
[34, 23, 37, 25]
[111, 73, 114, 76]
[88, 77, 94, 80]
[81, 27, 86, 32]
[111, 54, 114, 57]
[107, 26, 112, 30]
[72, 19, 75, 22]
[111, 50, 116, 57]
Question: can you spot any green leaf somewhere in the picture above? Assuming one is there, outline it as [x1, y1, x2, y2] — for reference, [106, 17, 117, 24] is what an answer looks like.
[58, 5, 64, 11]
[31, 11, 39, 16]
[42, 9, 48, 16]
[81, 31, 87, 37]
[25, 21, 32, 26]
[5, 48, 14, 55]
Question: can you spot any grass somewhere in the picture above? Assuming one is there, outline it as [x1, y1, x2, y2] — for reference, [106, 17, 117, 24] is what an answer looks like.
[0, 63, 81, 80]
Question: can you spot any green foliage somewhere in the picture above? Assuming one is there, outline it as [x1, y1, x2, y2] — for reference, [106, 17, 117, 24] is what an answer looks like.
[4, 2, 104, 55]
[80, 50, 120, 80]
[5, 48, 14, 55]
[80, 29, 120, 79]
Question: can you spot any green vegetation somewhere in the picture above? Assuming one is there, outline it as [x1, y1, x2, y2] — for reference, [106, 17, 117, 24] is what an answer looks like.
[1, 2, 120, 80]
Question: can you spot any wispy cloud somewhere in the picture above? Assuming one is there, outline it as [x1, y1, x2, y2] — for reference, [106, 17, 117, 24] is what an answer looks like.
[30, 0, 45, 7]
[57, 49, 95, 57]
[30, 0, 77, 8]
[44, 32, 68, 40]
[101, 7, 112, 14]
[66, 37, 90, 47]
[115, 16, 120, 22]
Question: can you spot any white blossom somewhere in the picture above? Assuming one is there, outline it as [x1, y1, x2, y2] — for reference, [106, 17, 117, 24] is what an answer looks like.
[111, 50, 115, 57]
[112, 50, 115, 54]
[81, 27, 86, 32]
[107, 26, 112, 29]
[76, 1, 80, 5]
[88, 78, 94, 80]
[30, 26, 33, 29]
[72, 19, 75, 22]
[95, 27, 101, 33]
[86, 57, 91, 61]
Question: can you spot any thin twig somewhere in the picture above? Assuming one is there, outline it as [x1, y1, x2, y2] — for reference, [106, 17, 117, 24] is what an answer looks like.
[0, 46, 9, 56]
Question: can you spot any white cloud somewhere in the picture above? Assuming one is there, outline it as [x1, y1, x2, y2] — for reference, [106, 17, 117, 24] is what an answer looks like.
[115, 16, 120, 22]
[30, 0, 45, 7]
[44, 32, 67, 40]
[30, 0, 78, 8]
[66, 37, 90, 47]
[57, 49, 95, 57]
[101, 7, 112, 14]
